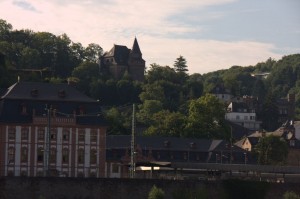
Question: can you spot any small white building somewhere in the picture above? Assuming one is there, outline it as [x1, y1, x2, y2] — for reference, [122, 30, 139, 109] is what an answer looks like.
[225, 102, 261, 131]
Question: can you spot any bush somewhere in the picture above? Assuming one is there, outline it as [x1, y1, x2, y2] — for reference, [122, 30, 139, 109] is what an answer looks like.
[148, 185, 165, 199]
[283, 191, 300, 199]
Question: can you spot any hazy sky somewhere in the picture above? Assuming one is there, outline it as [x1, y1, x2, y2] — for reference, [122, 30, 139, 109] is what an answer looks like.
[0, 0, 299, 74]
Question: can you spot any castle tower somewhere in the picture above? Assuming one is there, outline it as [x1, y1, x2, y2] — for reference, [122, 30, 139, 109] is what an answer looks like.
[127, 38, 145, 81]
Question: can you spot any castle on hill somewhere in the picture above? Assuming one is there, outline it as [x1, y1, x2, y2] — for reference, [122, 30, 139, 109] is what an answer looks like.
[100, 38, 145, 82]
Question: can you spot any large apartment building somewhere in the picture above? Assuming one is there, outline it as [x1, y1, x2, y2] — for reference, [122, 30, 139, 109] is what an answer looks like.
[0, 81, 107, 177]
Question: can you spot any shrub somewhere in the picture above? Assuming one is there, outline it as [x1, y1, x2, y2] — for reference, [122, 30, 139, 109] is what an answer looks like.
[148, 185, 165, 199]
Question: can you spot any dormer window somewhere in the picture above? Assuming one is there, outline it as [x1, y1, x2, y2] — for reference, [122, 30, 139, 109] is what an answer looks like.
[31, 89, 39, 97]
[164, 140, 170, 148]
[79, 105, 85, 115]
[190, 142, 196, 149]
[58, 90, 66, 98]
[21, 103, 27, 115]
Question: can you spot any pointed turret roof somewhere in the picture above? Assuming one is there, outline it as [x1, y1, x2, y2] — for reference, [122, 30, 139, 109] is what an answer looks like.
[131, 37, 142, 55]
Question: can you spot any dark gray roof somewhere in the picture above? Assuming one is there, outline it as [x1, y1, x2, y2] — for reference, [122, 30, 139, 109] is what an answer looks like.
[0, 88, 7, 98]
[131, 37, 142, 55]
[103, 45, 130, 65]
[1, 81, 96, 103]
[107, 135, 224, 152]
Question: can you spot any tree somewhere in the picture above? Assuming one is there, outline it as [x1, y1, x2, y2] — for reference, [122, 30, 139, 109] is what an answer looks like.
[0, 19, 12, 41]
[71, 61, 100, 95]
[260, 91, 279, 131]
[84, 43, 103, 63]
[148, 185, 165, 199]
[254, 135, 288, 165]
[185, 94, 227, 139]
[174, 55, 188, 73]
[143, 110, 186, 137]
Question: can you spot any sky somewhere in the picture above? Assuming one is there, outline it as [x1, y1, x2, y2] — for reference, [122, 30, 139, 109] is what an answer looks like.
[0, 0, 299, 74]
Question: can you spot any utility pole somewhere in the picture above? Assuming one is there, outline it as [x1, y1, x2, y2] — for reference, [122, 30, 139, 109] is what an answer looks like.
[130, 104, 136, 178]
[44, 105, 51, 177]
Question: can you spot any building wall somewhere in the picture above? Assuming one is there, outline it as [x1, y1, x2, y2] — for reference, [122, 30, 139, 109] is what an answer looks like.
[0, 119, 106, 177]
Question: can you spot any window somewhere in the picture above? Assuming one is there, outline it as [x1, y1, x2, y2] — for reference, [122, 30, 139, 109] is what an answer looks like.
[50, 148, 56, 163]
[90, 149, 97, 164]
[183, 152, 187, 160]
[78, 148, 84, 164]
[38, 129, 45, 141]
[90, 130, 97, 142]
[62, 148, 69, 163]
[21, 128, 29, 140]
[244, 116, 248, 120]
[21, 147, 28, 163]
[63, 130, 69, 141]
[8, 147, 15, 164]
[78, 130, 85, 142]
[37, 148, 44, 162]
[50, 129, 57, 141]
[112, 164, 119, 173]
[236, 115, 240, 120]
[8, 127, 16, 140]
[21, 103, 27, 115]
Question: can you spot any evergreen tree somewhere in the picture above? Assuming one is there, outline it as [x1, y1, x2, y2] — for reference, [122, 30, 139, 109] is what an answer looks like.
[174, 55, 188, 73]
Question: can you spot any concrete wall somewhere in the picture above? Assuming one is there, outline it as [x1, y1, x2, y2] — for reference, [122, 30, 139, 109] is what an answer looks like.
[0, 177, 299, 199]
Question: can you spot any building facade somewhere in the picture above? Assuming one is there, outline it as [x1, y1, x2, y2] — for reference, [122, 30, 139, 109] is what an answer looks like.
[226, 102, 261, 131]
[0, 81, 107, 177]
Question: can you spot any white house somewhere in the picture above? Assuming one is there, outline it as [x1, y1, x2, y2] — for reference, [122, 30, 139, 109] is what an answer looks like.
[225, 102, 261, 131]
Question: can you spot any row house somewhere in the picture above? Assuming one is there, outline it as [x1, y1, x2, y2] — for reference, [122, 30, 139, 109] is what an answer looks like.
[0, 81, 107, 177]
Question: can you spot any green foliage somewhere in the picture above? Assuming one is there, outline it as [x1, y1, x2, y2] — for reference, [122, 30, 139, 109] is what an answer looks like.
[143, 110, 186, 137]
[174, 55, 188, 73]
[260, 91, 279, 131]
[254, 135, 288, 165]
[148, 185, 165, 199]
[283, 191, 300, 199]
[185, 93, 227, 139]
